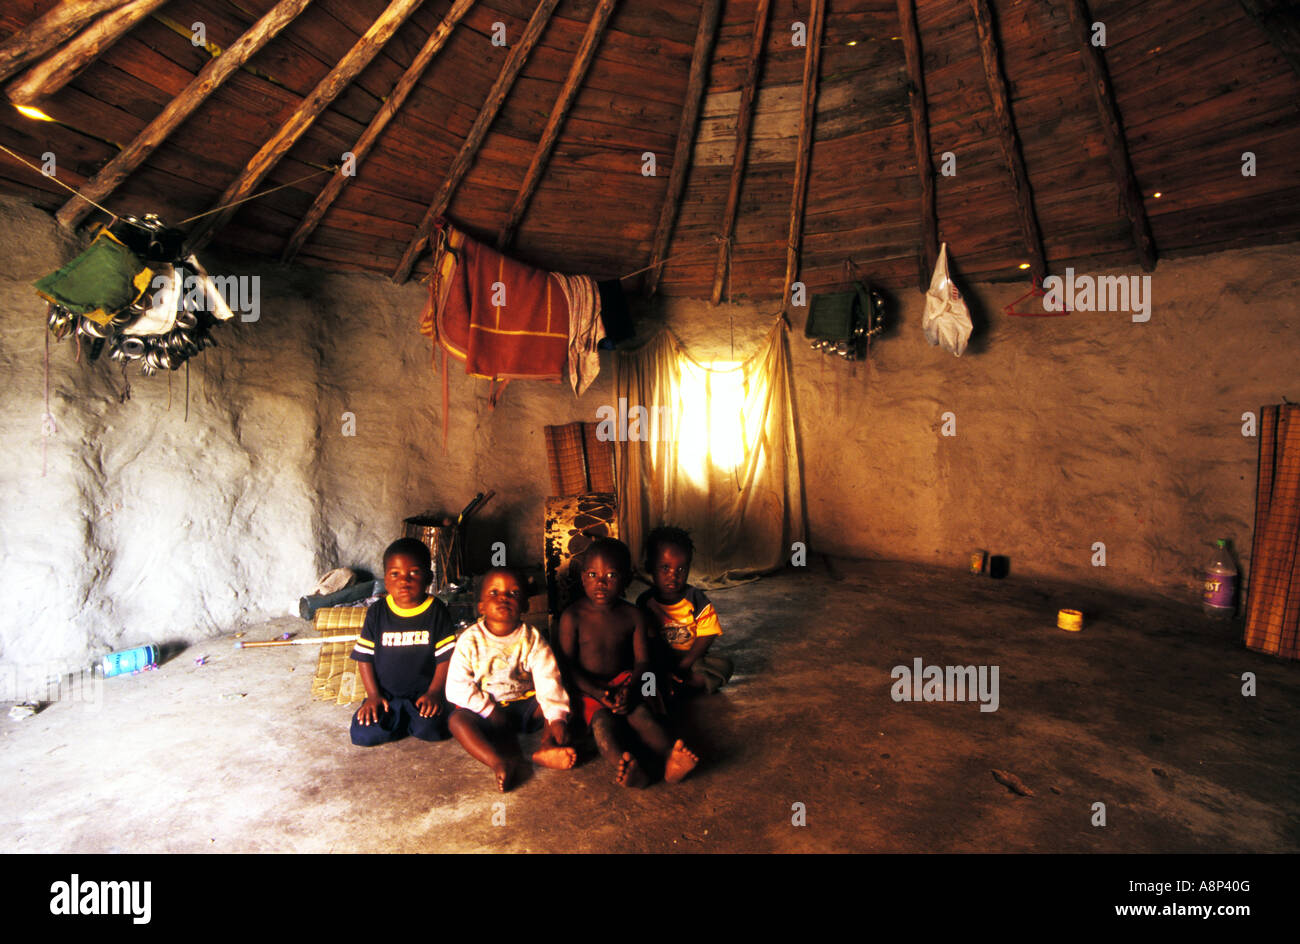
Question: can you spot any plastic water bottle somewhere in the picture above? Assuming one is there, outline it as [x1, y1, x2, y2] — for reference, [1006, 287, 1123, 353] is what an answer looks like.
[1201, 539, 1238, 618]
[101, 645, 158, 677]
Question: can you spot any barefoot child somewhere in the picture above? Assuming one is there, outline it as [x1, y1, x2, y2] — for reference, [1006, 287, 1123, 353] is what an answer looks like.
[558, 538, 698, 786]
[637, 526, 734, 695]
[446, 567, 575, 791]
[350, 538, 457, 746]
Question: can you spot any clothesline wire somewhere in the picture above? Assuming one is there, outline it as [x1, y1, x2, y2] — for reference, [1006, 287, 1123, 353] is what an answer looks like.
[618, 236, 724, 282]
[1, 141, 332, 229]
[11, 137, 777, 307]
[176, 169, 331, 224]
[0, 142, 117, 220]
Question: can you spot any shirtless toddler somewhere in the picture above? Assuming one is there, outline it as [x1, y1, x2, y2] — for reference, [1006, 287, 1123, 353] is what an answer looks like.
[558, 538, 698, 786]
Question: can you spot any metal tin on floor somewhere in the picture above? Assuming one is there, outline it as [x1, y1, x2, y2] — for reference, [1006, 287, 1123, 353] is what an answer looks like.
[1057, 609, 1084, 632]
[402, 516, 464, 594]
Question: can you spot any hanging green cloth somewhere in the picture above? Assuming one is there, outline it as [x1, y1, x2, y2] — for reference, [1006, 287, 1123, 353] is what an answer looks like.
[805, 283, 872, 342]
[34, 229, 154, 326]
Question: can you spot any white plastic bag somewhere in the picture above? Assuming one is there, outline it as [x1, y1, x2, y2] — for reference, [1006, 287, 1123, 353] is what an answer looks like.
[312, 567, 356, 596]
[922, 243, 972, 357]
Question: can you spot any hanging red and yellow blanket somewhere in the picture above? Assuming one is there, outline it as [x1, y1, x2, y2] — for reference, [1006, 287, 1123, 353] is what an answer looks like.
[420, 221, 569, 383]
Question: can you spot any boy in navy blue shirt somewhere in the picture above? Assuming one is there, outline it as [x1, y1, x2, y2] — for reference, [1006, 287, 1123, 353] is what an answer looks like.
[350, 538, 456, 746]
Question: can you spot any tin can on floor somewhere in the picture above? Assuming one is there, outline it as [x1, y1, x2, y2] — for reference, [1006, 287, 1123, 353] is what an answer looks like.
[101, 645, 158, 677]
[402, 516, 464, 594]
[969, 550, 988, 575]
[1057, 609, 1084, 632]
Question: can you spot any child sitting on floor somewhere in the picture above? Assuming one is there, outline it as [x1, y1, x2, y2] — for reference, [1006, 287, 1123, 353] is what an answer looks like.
[558, 538, 699, 786]
[350, 538, 457, 746]
[637, 526, 735, 695]
[446, 567, 575, 792]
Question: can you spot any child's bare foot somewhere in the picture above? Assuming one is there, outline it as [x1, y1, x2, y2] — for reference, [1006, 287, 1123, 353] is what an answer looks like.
[615, 751, 648, 788]
[531, 744, 577, 770]
[493, 759, 517, 793]
[663, 739, 698, 783]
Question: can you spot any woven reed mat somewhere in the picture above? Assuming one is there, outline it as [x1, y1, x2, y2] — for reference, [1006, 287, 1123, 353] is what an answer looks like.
[544, 422, 614, 496]
[311, 606, 368, 704]
[1244, 404, 1300, 659]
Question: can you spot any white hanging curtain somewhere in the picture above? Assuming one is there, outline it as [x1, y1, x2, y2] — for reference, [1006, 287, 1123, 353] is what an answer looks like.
[614, 317, 806, 587]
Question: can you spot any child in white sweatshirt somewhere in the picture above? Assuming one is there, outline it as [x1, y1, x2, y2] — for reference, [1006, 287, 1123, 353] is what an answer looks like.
[446, 567, 574, 792]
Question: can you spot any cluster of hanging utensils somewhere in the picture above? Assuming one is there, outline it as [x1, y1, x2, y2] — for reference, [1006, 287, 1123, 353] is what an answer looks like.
[809, 284, 888, 362]
[44, 215, 233, 375]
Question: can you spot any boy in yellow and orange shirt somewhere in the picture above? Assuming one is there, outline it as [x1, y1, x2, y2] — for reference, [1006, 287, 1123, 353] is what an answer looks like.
[636, 526, 734, 696]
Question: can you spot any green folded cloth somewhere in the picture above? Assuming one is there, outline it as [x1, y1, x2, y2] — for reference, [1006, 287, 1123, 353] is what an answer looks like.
[805, 283, 871, 341]
[35, 230, 153, 326]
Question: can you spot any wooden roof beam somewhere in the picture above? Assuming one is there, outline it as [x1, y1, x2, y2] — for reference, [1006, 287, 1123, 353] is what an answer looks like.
[495, 0, 617, 252]
[392, 0, 561, 283]
[969, 0, 1047, 282]
[1065, 0, 1155, 271]
[710, 0, 772, 306]
[642, 0, 721, 297]
[1238, 0, 1300, 78]
[781, 0, 825, 312]
[184, 0, 426, 255]
[0, 0, 133, 84]
[6, 0, 169, 105]
[57, 0, 317, 230]
[282, 0, 478, 263]
[896, 0, 938, 291]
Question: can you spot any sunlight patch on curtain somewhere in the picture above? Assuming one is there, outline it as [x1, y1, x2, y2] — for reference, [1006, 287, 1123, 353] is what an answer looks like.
[675, 359, 750, 487]
[614, 318, 806, 587]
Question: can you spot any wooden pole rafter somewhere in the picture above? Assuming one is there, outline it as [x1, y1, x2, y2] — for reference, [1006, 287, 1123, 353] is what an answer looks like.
[0, 0, 133, 84]
[496, 0, 618, 251]
[781, 0, 825, 313]
[642, 0, 722, 297]
[392, 0, 561, 283]
[710, 0, 772, 306]
[896, 0, 939, 291]
[184, 0, 426, 255]
[969, 0, 1047, 282]
[1065, 0, 1155, 271]
[57, 0, 318, 230]
[6, 0, 169, 105]
[282, 0, 478, 263]
[1238, 0, 1300, 78]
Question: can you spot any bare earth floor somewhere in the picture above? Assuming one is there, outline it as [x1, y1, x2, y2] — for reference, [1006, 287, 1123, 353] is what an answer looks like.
[3, 558, 1297, 854]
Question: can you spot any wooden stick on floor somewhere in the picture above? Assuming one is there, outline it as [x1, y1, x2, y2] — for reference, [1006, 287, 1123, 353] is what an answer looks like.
[236, 634, 358, 649]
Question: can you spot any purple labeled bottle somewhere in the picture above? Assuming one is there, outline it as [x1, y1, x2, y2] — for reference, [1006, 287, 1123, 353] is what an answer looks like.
[1201, 539, 1238, 618]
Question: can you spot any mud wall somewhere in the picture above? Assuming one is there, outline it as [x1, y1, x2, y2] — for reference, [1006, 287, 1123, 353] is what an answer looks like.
[3, 190, 1295, 677]
[649, 243, 1299, 599]
[0, 198, 605, 677]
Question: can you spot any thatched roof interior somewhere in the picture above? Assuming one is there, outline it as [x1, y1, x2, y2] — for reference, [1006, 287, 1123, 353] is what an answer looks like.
[1, 0, 1297, 295]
